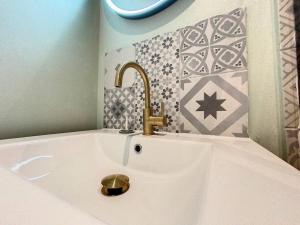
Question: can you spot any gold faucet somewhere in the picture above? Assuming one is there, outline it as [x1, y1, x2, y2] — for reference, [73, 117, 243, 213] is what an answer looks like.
[115, 62, 166, 135]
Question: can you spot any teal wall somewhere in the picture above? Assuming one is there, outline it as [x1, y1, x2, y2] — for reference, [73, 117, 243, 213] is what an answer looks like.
[98, 0, 284, 157]
[0, 0, 100, 139]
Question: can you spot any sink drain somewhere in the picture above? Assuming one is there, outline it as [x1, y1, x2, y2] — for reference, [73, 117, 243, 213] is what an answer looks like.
[101, 174, 130, 196]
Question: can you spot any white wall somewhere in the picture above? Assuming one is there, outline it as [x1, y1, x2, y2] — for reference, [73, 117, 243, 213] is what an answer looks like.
[0, 0, 99, 139]
[98, 0, 284, 157]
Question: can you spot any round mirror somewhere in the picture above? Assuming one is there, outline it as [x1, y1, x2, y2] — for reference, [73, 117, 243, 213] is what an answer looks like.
[105, 0, 177, 19]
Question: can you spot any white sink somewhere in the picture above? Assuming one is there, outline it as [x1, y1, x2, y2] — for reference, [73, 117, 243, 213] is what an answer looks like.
[0, 129, 299, 225]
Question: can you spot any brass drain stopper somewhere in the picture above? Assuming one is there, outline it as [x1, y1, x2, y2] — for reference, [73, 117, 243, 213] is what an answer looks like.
[101, 174, 129, 196]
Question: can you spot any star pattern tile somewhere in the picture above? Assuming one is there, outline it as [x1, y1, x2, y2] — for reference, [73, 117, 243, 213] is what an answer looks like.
[179, 8, 248, 137]
[196, 92, 226, 119]
[180, 71, 248, 137]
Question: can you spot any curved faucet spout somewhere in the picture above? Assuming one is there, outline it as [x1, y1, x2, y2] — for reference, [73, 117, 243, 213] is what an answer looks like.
[115, 62, 151, 108]
[115, 62, 166, 135]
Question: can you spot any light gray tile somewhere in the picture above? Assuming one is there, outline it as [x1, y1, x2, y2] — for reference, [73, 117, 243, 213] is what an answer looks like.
[210, 37, 247, 74]
[279, 0, 297, 49]
[180, 71, 248, 137]
[179, 8, 247, 79]
[280, 48, 299, 128]
[104, 87, 135, 130]
[210, 8, 247, 44]
[285, 128, 300, 169]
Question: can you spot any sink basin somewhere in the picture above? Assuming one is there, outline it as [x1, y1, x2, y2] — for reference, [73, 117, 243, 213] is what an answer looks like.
[0, 129, 300, 225]
[0, 130, 211, 225]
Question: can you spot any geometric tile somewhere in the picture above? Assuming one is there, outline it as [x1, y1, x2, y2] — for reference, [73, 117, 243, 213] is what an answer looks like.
[285, 128, 300, 170]
[280, 48, 299, 128]
[180, 19, 209, 52]
[180, 71, 248, 137]
[179, 8, 247, 79]
[104, 46, 136, 89]
[135, 31, 180, 85]
[210, 8, 247, 45]
[180, 46, 210, 78]
[180, 19, 210, 78]
[104, 87, 135, 130]
[278, 1, 300, 170]
[210, 8, 247, 74]
[210, 37, 247, 74]
[134, 31, 180, 132]
[279, 0, 297, 50]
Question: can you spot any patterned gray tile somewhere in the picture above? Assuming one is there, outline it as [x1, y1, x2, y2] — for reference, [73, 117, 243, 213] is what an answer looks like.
[180, 71, 248, 137]
[279, 0, 297, 50]
[180, 8, 247, 79]
[210, 37, 247, 74]
[280, 48, 299, 128]
[285, 128, 300, 170]
[179, 19, 210, 78]
[180, 47, 210, 78]
[104, 87, 135, 129]
[210, 8, 247, 74]
[134, 31, 180, 132]
[210, 8, 246, 44]
[180, 19, 210, 52]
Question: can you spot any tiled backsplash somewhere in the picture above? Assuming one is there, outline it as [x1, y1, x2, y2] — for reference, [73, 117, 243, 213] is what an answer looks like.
[278, 0, 300, 169]
[104, 8, 248, 137]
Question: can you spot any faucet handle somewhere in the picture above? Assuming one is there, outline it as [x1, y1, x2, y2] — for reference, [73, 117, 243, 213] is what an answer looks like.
[159, 102, 167, 127]
[159, 102, 165, 116]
